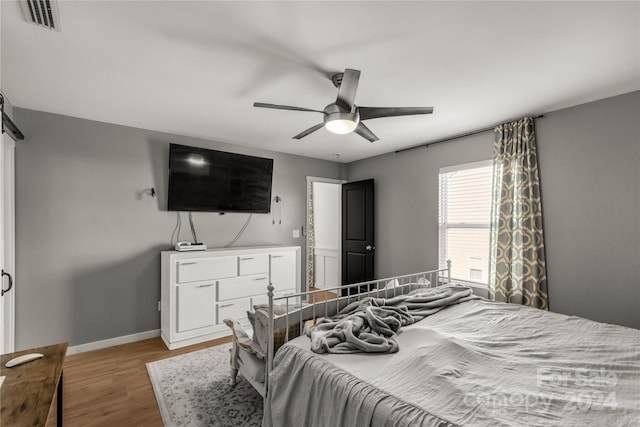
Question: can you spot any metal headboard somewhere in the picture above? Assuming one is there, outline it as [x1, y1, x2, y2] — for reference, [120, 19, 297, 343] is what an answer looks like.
[264, 260, 452, 396]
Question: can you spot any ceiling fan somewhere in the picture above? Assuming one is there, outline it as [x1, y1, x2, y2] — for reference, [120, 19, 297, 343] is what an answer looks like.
[254, 69, 434, 142]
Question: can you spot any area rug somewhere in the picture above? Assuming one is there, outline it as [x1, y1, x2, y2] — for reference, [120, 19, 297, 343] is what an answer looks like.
[146, 344, 263, 426]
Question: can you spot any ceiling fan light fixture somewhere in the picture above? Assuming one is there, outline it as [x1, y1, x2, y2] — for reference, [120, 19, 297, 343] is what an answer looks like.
[253, 68, 433, 142]
[324, 112, 359, 134]
[325, 119, 357, 134]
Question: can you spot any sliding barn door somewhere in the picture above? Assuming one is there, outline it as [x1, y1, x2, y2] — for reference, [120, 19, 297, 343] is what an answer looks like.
[0, 132, 16, 353]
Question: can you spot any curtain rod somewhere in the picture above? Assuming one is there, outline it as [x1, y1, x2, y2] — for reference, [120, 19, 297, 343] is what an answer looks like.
[395, 114, 544, 154]
[0, 94, 25, 141]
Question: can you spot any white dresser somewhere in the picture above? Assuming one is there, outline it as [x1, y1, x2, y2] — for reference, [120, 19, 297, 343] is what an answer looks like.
[160, 245, 300, 350]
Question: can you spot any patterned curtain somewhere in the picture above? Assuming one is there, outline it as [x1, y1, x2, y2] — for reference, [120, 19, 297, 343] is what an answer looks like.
[488, 117, 549, 309]
[307, 181, 315, 289]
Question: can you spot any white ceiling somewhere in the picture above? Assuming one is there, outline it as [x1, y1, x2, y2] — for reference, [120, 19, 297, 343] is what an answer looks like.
[2, 1, 639, 163]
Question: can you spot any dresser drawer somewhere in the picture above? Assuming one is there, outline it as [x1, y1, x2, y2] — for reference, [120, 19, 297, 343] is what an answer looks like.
[218, 274, 268, 301]
[217, 299, 250, 324]
[177, 256, 237, 283]
[238, 254, 269, 276]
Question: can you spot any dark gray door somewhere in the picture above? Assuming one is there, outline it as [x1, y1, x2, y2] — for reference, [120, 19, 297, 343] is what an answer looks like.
[341, 179, 374, 293]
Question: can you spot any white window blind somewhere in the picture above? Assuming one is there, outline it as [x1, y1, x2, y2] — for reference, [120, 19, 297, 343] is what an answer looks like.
[439, 161, 493, 285]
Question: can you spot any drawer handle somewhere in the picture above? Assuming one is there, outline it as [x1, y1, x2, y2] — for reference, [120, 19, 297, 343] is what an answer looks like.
[196, 284, 214, 288]
[240, 257, 254, 261]
[180, 261, 197, 266]
[271, 255, 283, 258]
[253, 277, 267, 281]
[219, 303, 234, 308]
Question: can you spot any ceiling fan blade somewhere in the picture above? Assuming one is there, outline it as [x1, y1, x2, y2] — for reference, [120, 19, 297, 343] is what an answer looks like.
[353, 122, 379, 143]
[254, 102, 323, 113]
[293, 123, 325, 140]
[358, 106, 434, 121]
[336, 68, 361, 109]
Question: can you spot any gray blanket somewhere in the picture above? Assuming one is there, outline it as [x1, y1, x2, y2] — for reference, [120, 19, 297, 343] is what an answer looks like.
[308, 284, 477, 354]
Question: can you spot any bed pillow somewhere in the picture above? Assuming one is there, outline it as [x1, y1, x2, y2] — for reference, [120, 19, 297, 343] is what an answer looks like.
[246, 309, 260, 347]
[252, 306, 302, 355]
[417, 277, 431, 286]
[247, 303, 288, 332]
[384, 279, 400, 289]
[384, 277, 431, 290]
[246, 303, 290, 347]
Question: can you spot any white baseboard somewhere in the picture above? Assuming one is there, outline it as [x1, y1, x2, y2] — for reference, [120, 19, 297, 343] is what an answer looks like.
[66, 329, 161, 355]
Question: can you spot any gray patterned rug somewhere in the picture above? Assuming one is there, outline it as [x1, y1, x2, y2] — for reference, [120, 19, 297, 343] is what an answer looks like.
[147, 344, 263, 426]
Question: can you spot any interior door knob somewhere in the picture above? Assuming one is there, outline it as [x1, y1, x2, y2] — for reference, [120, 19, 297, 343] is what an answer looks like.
[365, 245, 375, 251]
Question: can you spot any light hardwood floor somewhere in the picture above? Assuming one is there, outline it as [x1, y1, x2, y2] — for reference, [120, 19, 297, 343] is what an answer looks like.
[46, 291, 338, 426]
[308, 287, 338, 303]
[47, 336, 231, 427]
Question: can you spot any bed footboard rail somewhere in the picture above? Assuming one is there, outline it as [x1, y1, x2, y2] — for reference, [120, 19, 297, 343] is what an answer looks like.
[265, 261, 452, 396]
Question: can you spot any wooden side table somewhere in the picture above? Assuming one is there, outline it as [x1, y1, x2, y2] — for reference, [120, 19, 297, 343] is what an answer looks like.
[0, 342, 68, 427]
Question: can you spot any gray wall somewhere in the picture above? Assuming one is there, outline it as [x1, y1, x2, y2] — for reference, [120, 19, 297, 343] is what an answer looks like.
[348, 91, 640, 329]
[536, 91, 639, 329]
[13, 109, 345, 349]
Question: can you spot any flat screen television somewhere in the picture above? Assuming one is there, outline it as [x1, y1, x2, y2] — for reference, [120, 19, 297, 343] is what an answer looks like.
[167, 143, 274, 213]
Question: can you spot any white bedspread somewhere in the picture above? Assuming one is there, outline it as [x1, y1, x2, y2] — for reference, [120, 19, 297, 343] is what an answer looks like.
[264, 298, 640, 427]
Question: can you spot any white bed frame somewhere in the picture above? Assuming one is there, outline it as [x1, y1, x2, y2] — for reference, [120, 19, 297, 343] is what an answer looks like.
[263, 261, 452, 397]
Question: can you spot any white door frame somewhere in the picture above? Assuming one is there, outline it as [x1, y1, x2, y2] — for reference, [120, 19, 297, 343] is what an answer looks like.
[305, 176, 346, 293]
[1, 131, 16, 354]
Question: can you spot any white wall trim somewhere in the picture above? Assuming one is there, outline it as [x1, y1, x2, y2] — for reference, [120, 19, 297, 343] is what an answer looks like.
[66, 329, 160, 355]
[314, 247, 339, 256]
[306, 176, 347, 184]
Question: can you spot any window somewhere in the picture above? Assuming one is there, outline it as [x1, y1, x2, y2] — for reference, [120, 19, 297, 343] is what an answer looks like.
[439, 160, 493, 285]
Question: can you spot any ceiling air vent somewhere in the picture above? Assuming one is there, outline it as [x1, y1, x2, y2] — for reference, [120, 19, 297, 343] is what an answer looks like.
[20, 0, 61, 31]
